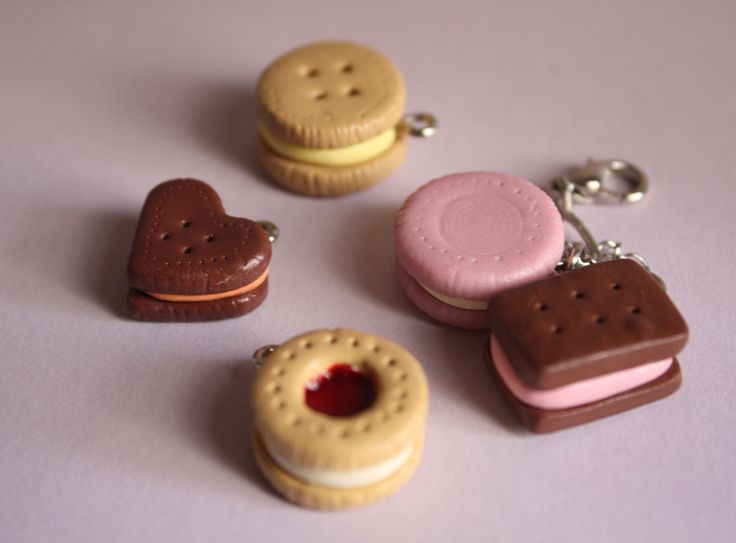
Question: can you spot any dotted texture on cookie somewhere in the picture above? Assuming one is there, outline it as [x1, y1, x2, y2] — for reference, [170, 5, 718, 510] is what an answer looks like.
[127, 179, 271, 295]
[257, 41, 406, 149]
[395, 172, 564, 300]
[487, 259, 689, 390]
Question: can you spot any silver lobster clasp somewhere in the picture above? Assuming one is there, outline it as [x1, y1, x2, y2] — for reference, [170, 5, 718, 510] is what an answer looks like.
[552, 159, 648, 205]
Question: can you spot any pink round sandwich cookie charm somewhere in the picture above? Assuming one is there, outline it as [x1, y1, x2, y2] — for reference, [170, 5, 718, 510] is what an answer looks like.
[395, 172, 565, 329]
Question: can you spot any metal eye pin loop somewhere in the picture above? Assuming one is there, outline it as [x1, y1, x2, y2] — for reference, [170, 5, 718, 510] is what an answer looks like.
[252, 344, 280, 369]
[549, 159, 665, 289]
[257, 221, 280, 244]
[400, 113, 438, 138]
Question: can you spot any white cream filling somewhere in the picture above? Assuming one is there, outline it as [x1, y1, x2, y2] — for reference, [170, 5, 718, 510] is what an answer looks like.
[419, 282, 489, 310]
[264, 439, 413, 489]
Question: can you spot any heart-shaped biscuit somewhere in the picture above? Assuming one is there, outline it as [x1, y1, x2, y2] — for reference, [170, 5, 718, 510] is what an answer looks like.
[127, 179, 271, 322]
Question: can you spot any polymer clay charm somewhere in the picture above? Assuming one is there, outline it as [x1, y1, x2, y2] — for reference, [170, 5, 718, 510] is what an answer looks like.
[486, 259, 687, 433]
[251, 329, 428, 510]
[394, 172, 565, 329]
[126, 179, 278, 322]
[257, 41, 437, 197]
[485, 160, 689, 432]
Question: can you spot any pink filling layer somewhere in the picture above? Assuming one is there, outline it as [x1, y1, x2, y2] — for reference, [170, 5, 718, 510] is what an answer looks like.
[490, 336, 673, 410]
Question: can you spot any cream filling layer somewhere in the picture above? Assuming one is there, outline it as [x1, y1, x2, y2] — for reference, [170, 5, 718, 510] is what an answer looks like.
[145, 267, 269, 302]
[490, 336, 673, 410]
[264, 438, 413, 489]
[419, 282, 489, 311]
[259, 124, 397, 167]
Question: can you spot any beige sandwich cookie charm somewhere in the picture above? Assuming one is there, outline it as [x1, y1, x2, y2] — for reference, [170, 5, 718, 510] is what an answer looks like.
[251, 329, 429, 510]
[257, 41, 437, 197]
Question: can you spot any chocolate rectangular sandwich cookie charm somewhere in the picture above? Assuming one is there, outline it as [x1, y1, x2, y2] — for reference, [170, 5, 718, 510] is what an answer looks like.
[485, 159, 689, 432]
[487, 259, 687, 433]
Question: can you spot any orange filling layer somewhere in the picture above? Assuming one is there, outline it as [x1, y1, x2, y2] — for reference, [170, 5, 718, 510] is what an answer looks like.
[145, 267, 269, 302]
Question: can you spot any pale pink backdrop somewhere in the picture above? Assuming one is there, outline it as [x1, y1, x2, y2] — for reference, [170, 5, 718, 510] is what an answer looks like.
[1, 1, 734, 541]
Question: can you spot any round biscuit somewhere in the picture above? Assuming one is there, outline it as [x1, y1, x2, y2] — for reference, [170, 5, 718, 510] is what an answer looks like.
[251, 328, 428, 470]
[259, 135, 407, 197]
[252, 430, 424, 510]
[394, 172, 565, 301]
[257, 41, 405, 149]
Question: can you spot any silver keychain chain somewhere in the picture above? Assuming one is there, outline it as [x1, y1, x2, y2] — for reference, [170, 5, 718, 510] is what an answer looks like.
[547, 159, 665, 289]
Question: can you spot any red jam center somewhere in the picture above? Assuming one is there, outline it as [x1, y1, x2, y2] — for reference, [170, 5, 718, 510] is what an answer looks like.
[305, 364, 376, 417]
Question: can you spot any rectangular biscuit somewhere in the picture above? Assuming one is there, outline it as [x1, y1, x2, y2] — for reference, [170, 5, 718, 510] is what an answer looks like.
[484, 347, 682, 433]
[487, 259, 688, 390]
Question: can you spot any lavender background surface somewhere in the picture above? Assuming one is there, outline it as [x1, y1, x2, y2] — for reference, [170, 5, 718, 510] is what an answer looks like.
[1, 1, 734, 541]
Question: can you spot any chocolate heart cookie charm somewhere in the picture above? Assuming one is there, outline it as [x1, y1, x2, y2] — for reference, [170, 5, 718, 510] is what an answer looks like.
[127, 179, 276, 322]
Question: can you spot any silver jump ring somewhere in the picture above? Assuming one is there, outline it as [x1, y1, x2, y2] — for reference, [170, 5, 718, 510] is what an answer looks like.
[400, 113, 438, 138]
[252, 344, 280, 369]
[257, 221, 280, 244]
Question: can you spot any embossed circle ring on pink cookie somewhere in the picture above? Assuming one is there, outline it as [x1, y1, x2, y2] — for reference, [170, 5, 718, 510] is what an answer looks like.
[394, 172, 565, 329]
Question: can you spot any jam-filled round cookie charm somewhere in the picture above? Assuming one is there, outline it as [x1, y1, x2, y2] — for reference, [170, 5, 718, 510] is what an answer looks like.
[251, 329, 429, 510]
[126, 179, 278, 322]
[395, 172, 565, 330]
[257, 41, 437, 197]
